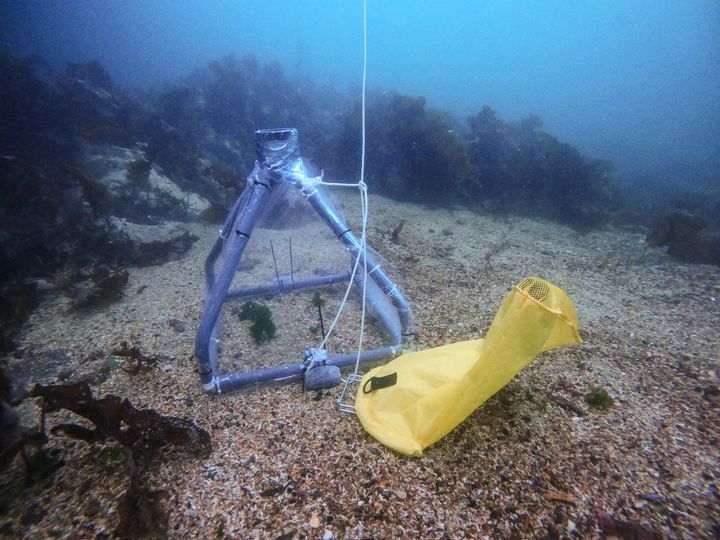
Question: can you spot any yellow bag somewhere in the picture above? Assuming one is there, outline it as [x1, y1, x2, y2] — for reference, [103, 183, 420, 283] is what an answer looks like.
[355, 277, 582, 456]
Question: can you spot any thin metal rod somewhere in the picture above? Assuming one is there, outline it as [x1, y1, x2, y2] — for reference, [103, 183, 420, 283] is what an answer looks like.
[270, 240, 282, 292]
[288, 237, 294, 285]
[318, 303, 326, 346]
[336, 373, 364, 414]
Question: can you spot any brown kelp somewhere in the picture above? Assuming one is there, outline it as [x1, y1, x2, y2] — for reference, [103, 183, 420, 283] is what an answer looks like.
[29, 381, 211, 537]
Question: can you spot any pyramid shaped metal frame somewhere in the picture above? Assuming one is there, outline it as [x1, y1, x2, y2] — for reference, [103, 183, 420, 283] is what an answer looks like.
[194, 128, 414, 393]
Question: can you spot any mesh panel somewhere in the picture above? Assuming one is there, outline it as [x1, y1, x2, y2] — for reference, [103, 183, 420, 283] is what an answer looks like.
[518, 277, 550, 304]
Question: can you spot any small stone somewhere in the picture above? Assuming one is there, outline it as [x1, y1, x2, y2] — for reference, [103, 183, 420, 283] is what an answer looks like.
[323, 531, 333, 540]
[638, 493, 664, 503]
[56, 367, 74, 381]
[85, 497, 102, 518]
[304, 365, 341, 390]
[396, 490, 407, 500]
[168, 318, 187, 333]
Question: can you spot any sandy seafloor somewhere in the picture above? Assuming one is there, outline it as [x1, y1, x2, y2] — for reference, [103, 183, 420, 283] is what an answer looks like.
[2, 190, 719, 539]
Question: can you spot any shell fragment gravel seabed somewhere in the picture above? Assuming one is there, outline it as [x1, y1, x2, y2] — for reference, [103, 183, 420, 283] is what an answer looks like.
[1, 191, 719, 538]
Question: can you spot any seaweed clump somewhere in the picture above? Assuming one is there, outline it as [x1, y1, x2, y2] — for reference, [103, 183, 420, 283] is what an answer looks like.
[70, 265, 129, 309]
[333, 95, 616, 229]
[30, 381, 211, 537]
[30, 381, 211, 462]
[595, 509, 662, 540]
[466, 106, 616, 229]
[107, 340, 161, 375]
[237, 301, 276, 344]
[334, 93, 472, 204]
[0, 368, 49, 479]
[1, 363, 211, 537]
[584, 385, 615, 411]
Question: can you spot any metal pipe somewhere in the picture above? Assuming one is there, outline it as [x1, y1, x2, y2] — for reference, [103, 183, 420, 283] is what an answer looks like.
[226, 272, 352, 299]
[195, 179, 271, 384]
[213, 346, 400, 393]
[304, 183, 415, 341]
[195, 128, 414, 393]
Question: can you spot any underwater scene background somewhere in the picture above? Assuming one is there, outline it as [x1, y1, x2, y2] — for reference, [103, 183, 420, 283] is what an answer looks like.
[1, 1, 719, 538]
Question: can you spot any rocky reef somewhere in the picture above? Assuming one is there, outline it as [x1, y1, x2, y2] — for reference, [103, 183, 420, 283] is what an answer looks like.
[332, 99, 618, 230]
[1, 49, 718, 354]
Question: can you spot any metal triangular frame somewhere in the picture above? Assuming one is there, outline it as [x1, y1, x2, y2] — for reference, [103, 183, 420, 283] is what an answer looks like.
[194, 128, 414, 393]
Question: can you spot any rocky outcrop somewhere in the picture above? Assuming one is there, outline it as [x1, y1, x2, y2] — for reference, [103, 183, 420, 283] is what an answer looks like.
[82, 144, 210, 223]
[648, 211, 720, 265]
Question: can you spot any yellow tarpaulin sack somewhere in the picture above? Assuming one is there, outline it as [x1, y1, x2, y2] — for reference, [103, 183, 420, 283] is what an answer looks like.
[355, 277, 582, 456]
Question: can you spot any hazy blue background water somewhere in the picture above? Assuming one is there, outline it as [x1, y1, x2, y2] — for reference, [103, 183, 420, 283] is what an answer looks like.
[2, 0, 718, 175]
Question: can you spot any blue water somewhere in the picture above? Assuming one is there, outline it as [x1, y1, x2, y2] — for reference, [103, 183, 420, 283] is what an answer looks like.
[1, 0, 719, 172]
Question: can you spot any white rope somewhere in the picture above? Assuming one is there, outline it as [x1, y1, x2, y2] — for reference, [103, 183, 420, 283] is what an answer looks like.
[350, 0, 369, 380]
[327, 0, 369, 410]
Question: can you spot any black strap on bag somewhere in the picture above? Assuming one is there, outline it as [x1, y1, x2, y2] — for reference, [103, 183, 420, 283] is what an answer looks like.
[362, 372, 398, 394]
